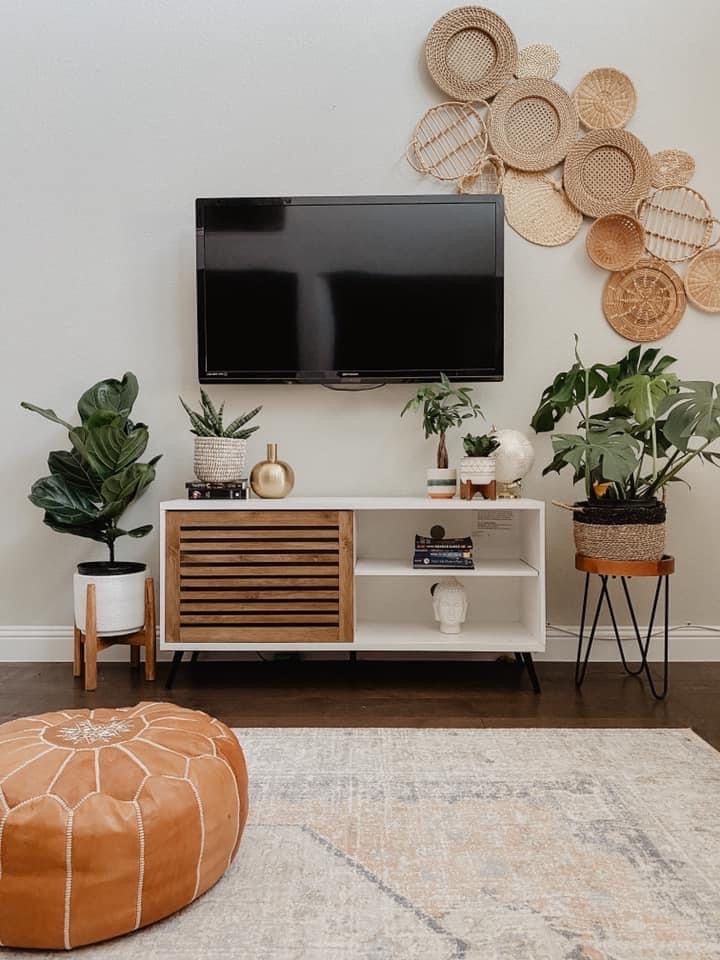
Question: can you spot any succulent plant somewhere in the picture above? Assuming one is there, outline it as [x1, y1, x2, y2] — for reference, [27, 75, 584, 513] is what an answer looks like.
[462, 433, 500, 457]
[180, 390, 261, 439]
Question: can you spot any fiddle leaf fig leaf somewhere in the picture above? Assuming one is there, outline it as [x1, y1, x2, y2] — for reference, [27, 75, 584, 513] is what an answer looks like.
[29, 475, 101, 526]
[47, 449, 100, 496]
[20, 402, 73, 430]
[70, 419, 148, 480]
[127, 524, 153, 538]
[77, 372, 138, 422]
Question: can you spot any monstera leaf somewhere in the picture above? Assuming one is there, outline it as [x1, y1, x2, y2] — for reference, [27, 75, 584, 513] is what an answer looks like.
[77, 372, 139, 422]
[70, 417, 149, 480]
[549, 419, 642, 488]
[614, 371, 679, 425]
[659, 381, 720, 450]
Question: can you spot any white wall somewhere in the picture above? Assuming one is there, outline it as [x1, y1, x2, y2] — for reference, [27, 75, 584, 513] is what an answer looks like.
[2, 0, 720, 642]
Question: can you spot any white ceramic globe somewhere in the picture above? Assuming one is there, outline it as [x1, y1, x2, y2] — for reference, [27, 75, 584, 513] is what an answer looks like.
[493, 429, 535, 484]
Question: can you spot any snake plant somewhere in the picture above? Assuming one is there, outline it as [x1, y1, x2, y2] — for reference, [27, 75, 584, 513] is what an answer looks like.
[180, 390, 261, 439]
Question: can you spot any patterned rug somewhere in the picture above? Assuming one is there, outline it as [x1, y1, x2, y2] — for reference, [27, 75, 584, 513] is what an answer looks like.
[6, 728, 720, 959]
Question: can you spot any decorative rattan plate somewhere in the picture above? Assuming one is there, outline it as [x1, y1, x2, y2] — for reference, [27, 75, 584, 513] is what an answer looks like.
[515, 43, 560, 80]
[563, 128, 652, 218]
[637, 186, 718, 262]
[651, 149, 695, 189]
[425, 6, 518, 100]
[502, 169, 583, 246]
[573, 67, 637, 129]
[407, 100, 489, 181]
[458, 154, 505, 194]
[685, 249, 720, 313]
[586, 214, 646, 272]
[487, 78, 579, 172]
[603, 258, 686, 341]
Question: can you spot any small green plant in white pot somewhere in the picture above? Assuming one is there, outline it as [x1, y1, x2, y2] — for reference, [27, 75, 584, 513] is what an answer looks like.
[460, 432, 500, 487]
[180, 390, 261, 483]
[401, 374, 483, 498]
[22, 373, 161, 636]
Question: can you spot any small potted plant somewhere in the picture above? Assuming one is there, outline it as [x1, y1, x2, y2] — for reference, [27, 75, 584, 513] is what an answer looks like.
[531, 338, 720, 560]
[401, 373, 483, 498]
[22, 373, 161, 635]
[180, 390, 261, 483]
[460, 432, 500, 489]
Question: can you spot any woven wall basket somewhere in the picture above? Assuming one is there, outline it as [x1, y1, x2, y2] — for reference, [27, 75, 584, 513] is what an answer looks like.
[425, 6, 518, 100]
[586, 213, 646, 272]
[685, 249, 720, 313]
[637, 186, 719, 263]
[563, 128, 652, 218]
[407, 100, 488, 181]
[573, 67, 637, 130]
[603, 257, 686, 341]
[651, 149, 696, 189]
[487, 78, 578, 172]
[458, 153, 505, 194]
[502, 169, 583, 246]
[515, 43, 560, 80]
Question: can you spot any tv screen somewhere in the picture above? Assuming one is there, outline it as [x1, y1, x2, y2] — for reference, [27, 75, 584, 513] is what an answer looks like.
[196, 195, 504, 384]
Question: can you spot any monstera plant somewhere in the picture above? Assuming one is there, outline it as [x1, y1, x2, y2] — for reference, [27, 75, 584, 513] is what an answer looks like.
[22, 373, 161, 637]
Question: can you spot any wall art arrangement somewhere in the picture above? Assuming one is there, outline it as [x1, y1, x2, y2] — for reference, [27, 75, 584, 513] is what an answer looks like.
[407, 5, 720, 341]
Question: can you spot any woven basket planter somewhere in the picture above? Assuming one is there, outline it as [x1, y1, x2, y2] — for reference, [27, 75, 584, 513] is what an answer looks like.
[193, 436, 247, 483]
[571, 500, 666, 561]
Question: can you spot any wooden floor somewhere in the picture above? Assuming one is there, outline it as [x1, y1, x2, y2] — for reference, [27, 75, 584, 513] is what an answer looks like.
[2, 658, 720, 749]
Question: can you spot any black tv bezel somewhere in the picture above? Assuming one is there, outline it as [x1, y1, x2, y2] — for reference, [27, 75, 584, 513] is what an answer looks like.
[196, 195, 504, 384]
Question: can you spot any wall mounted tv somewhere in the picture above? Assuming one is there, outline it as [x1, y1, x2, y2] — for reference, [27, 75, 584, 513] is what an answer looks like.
[196, 195, 504, 384]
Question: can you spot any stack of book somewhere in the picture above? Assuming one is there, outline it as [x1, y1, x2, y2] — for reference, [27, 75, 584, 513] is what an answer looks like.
[413, 535, 474, 570]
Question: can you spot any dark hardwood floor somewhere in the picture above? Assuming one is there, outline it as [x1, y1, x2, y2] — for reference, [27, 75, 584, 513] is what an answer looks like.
[1, 658, 719, 749]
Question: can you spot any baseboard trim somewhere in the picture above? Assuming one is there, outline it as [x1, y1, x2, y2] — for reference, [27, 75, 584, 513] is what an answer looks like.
[0, 625, 718, 662]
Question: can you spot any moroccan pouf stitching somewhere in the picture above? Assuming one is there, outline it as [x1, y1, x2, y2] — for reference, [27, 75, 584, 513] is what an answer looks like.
[0, 703, 248, 949]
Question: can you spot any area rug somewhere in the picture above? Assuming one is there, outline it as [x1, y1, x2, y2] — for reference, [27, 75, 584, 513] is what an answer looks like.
[6, 728, 720, 959]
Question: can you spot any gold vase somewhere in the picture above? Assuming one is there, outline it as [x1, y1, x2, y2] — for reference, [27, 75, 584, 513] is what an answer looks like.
[250, 443, 295, 499]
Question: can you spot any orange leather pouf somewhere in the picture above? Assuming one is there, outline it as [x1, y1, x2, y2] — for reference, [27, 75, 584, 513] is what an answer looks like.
[0, 703, 249, 950]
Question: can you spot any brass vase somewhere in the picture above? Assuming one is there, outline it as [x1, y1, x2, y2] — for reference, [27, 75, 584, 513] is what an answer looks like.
[250, 443, 295, 499]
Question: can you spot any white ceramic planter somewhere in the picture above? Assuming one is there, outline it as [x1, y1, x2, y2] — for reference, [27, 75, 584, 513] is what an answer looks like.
[426, 468, 457, 499]
[193, 436, 247, 483]
[74, 564, 147, 636]
[459, 456, 496, 485]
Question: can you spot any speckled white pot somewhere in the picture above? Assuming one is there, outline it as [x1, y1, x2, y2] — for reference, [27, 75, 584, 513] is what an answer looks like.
[459, 457, 496, 485]
[73, 567, 146, 636]
[193, 436, 247, 483]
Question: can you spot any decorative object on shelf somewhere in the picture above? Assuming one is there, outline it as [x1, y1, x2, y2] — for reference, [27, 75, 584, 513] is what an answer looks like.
[515, 43, 560, 80]
[651, 149, 695, 188]
[603, 257, 686, 341]
[487, 78, 578, 171]
[684, 248, 720, 313]
[407, 100, 489, 181]
[425, 6, 518, 101]
[21, 372, 161, 643]
[637, 185, 719, 263]
[401, 372, 483, 499]
[459, 432, 499, 500]
[430, 577, 468, 634]
[180, 390, 261, 483]
[250, 443, 295, 499]
[502, 169, 583, 246]
[74, 576, 155, 691]
[563, 128, 652, 218]
[586, 213, 646, 272]
[493, 429, 535, 497]
[415, 534, 474, 570]
[185, 479, 250, 500]
[531, 338, 720, 561]
[458, 153, 504, 194]
[573, 67, 637, 129]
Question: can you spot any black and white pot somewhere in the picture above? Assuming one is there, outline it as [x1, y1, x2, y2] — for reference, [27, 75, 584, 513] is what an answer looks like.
[572, 499, 666, 561]
[73, 562, 147, 636]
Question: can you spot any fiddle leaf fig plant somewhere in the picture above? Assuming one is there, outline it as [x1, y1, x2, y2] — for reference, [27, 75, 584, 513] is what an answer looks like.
[401, 373, 483, 468]
[21, 373, 161, 562]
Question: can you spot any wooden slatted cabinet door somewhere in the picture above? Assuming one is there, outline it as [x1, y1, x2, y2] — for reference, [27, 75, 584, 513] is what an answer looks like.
[165, 510, 354, 645]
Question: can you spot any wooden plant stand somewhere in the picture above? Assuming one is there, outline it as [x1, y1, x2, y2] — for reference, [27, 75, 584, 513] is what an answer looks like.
[459, 479, 497, 500]
[74, 577, 156, 691]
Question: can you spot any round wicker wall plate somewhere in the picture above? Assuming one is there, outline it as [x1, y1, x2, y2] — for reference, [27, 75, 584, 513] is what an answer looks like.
[603, 258, 686, 342]
[586, 214, 646, 272]
[515, 43, 560, 80]
[502, 169, 583, 246]
[407, 100, 489, 181]
[425, 6, 518, 100]
[573, 68, 637, 129]
[458, 154, 505, 194]
[637, 186, 718, 262]
[685, 249, 720, 313]
[488, 78, 579, 171]
[563, 128, 652, 218]
[651, 149, 695, 188]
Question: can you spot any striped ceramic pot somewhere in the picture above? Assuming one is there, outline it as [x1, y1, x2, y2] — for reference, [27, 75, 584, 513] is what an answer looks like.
[426, 468, 457, 499]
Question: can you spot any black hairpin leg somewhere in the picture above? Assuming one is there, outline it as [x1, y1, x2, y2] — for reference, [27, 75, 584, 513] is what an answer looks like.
[349, 650, 357, 663]
[514, 652, 524, 668]
[620, 575, 669, 700]
[521, 652, 541, 694]
[165, 651, 184, 690]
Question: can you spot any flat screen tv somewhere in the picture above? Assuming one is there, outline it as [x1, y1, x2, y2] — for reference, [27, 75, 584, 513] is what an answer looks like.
[196, 195, 504, 384]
